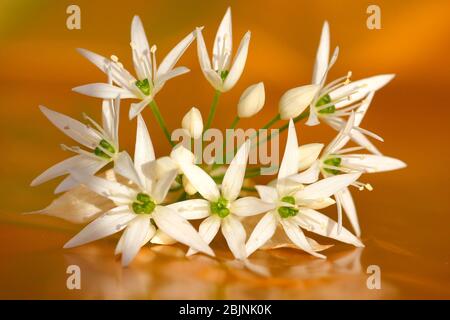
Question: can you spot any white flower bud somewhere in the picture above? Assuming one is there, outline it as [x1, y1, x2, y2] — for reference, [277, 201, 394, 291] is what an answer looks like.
[182, 107, 203, 139]
[237, 82, 265, 118]
[279, 84, 320, 120]
[298, 143, 324, 171]
[182, 175, 197, 195]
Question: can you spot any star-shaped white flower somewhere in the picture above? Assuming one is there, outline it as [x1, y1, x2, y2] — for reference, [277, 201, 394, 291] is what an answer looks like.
[31, 97, 121, 193]
[73, 15, 196, 119]
[196, 7, 251, 92]
[306, 111, 406, 236]
[64, 115, 213, 266]
[246, 120, 364, 258]
[306, 21, 395, 155]
[168, 141, 273, 260]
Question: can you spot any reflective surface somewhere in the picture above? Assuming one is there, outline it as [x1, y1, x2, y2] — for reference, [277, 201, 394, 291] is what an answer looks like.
[0, 0, 449, 299]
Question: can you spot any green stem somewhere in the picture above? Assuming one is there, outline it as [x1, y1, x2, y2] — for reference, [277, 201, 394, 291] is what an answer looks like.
[149, 100, 175, 146]
[204, 90, 222, 132]
[262, 114, 281, 129]
[230, 116, 240, 129]
[263, 110, 310, 144]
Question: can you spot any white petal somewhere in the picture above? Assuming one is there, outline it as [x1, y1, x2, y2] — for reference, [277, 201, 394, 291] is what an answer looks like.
[212, 7, 232, 70]
[155, 67, 190, 90]
[307, 197, 336, 209]
[39, 106, 100, 149]
[312, 21, 330, 85]
[129, 99, 150, 120]
[221, 140, 250, 201]
[298, 143, 324, 171]
[73, 83, 136, 99]
[330, 74, 395, 108]
[64, 206, 135, 248]
[102, 97, 120, 146]
[230, 197, 275, 217]
[279, 218, 326, 259]
[77, 48, 109, 72]
[277, 119, 299, 187]
[296, 208, 364, 247]
[131, 16, 150, 57]
[186, 215, 221, 256]
[335, 187, 360, 236]
[31, 155, 86, 187]
[288, 161, 320, 184]
[221, 215, 247, 260]
[349, 128, 382, 155]
[170, 145, 196, 166]
[70, 170, 136, 204]
[150, 230, 177, 245]
[295, 173, 361, 201]
[166, 199, 210, 220]
[245, 211, 277, 257]
[114, 152, 143, 188]
[341, 154, 406, 173]
[354, 91, 374, 126]
[222, 31, 251, 92]
[134, 114, 155, 184]
[255, 185, 278, 204]
[152, 206, 214, 256]
[204, 69, 223, 90]
[151, 169, 178, 203]
[116, 219, 155, 255]
[55, 159, 107, 194]
[195, 28, 212, 71]
[179, 162, 220, 202]
[120, 216, 154, 266]
[157, 30, 196, 77]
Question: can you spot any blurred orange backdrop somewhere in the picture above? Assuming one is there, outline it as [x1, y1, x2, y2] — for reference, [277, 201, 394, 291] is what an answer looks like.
[0, 0, 449, 299]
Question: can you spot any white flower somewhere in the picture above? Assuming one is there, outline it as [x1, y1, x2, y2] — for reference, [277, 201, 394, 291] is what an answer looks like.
[73, 16, 196, 119]
[182, 107, 203, 139]
[31, 97, 121, 193]
[63, 115, 213, 266]
[237, 82, 265, 118]
[306, 21, 395, 154]
[168, 141, 273, 260]
[246, 120, 364, 258]
[196, 7, 251, 92]
[279, 84, 320, 120]
[312, 112, 406, 236]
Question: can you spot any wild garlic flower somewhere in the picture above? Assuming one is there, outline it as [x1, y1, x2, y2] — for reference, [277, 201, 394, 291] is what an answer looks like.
[73, 16, 196, 119]
[196, 7, 251, 92]
[31, 98, 121, 193]
[305, 21, 394, 154]
[246, 120, 364, 258]
[64, 115, 213, 266]
[168, 141, 273, 260]
[313, 112, 406, 236]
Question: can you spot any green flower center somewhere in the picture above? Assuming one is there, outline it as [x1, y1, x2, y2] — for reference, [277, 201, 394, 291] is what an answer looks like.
[316, 94, 336, 114]
[220, 70, 229, 81]
[211, 196, 230, 218]
[323, 156, 342, 175]
[278, 196, 299, 218]
[132, 193, 156, 214]
[94, 139, 116, 159]
[135, 78, 152, 96]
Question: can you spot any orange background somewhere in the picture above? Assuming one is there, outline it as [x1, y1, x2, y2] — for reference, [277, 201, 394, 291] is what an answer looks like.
[0, 0, 449, 299]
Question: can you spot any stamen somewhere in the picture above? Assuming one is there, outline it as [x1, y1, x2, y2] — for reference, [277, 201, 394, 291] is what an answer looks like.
[150, 45, 157, 78]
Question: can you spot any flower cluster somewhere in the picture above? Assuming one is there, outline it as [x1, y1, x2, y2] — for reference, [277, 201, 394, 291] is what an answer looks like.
[30, 8, 405, 266]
